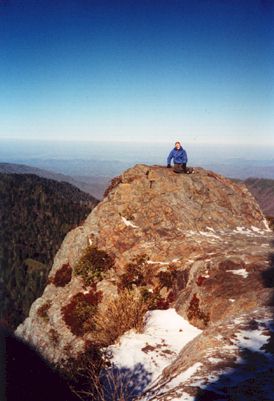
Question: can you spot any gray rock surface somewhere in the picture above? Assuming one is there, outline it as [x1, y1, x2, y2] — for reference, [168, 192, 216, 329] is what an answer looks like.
[16, 164, 274, 399]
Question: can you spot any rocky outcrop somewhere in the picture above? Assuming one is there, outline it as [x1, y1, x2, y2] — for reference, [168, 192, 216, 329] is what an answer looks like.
[16, 164, 273, 399]
[139, 232, 274, 400]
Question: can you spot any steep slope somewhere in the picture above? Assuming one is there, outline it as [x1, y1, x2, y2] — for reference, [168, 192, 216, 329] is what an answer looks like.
[0, 162, 109, 199]
[0, 173, 98, 329]
[16, 165, 273, 400]
[243, 177, 274, 217]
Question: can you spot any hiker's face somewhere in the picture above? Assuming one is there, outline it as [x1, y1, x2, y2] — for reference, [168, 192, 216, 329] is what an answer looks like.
[175, 143, 181, 149]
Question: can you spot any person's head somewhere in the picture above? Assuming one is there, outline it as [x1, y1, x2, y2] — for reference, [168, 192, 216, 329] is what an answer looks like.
[175, 141, 181, 149]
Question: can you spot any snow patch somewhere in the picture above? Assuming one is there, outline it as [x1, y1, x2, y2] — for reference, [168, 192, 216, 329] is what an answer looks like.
[147, 260, 169, 265]
[121, 216, 139, 228]
[208, 357, 223, 364]
[234, 225, 270, 236]
[215, 335, 223, 341]
[108, 309, 202, 383]
[199, 231, 220, 239]
[165, 363, 203, 390]
[233, 329, 270, 353]
[234, 226, 251, 234]
[206, 227, 216, 232]
[227, 268, 249, 278]
[148, 259, 180, 265]
[262, 218, 271, 231]
[251, 225, 269, 234]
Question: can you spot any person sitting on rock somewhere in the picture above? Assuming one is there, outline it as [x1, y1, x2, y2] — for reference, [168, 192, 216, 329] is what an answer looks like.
[167, 141, 188, 173]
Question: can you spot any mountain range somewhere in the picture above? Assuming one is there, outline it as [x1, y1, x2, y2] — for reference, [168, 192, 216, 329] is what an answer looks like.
[1, 162, 274, 217]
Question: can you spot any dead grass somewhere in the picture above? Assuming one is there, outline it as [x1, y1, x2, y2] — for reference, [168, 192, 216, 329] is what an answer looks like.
[92, 289, 148, 347]
[71, 359, 143, 401]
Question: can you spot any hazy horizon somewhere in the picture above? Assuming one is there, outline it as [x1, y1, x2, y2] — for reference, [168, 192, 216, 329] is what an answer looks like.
[1, 138, 273, 165]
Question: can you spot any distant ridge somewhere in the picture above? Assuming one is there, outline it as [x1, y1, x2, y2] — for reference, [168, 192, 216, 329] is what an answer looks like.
[0, 162, 109, 199]
[243, 177, 274, 217]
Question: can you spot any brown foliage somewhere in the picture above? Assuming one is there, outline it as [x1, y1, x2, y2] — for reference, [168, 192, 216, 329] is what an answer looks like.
[62, 290, 103, 336]
[140, 288, 176, 310]
[37, 301, 51, 321]
[50, 263, 72, 287]
[74, 246, 114, 287]
[93, 290, 148, 346]
[118, 255, 149, 290]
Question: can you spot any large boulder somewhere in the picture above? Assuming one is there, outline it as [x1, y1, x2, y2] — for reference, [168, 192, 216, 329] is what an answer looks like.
[16, 165, 273, 399]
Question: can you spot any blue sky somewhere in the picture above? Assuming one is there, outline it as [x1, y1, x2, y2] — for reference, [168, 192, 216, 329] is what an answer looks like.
[0, 0, 273, 145]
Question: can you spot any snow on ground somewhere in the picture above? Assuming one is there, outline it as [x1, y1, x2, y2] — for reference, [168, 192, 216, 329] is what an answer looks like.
[227, 268, 249, 278]
[107, 309, 202, 383]
[138, 314, 274, 401]
[147, 258, 180, 266]
[147, 261, 169, 265]
[262, 218, 271, 231]
[251, 225, 268, 234]
[234, 226, 270, 236]
[165, 363, 203, 391]
[206, 227, 216, 232]
[121, 216, 139, 228]
[199, 231, 220, 239]
[234, 326, 271, 353]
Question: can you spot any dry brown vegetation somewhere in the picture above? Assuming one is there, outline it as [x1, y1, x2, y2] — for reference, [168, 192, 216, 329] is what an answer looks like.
[92, 289, 148, 347]
[61, 290, 103, 336]
[50, 263, 72, 287]
[37, 301, 52, 321]
[70, 359, 143, 401]
[74, 246, 114, 287]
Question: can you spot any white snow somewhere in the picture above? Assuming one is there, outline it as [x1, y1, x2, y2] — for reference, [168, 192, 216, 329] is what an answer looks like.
[208, 357, 223, 364]
[215, 335, 223, 341]
[234, 225, 270, 236]
[121, 216, 139, 228]
[251, 225, 266, 234]
[234, 226, 251, 235]
[227, 268, 249, 278]
[108, 309, 202, 383]
[234, 328, 270, 353]
[147, 261, 170, 265]
[262, 218, 271, 231]
[199, 231, 220, 239]
[147, 258, 179, 266]
[165, 363, 203, 390]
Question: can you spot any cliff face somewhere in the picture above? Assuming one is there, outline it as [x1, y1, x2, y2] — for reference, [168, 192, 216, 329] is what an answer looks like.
[16, 165, 273, 399]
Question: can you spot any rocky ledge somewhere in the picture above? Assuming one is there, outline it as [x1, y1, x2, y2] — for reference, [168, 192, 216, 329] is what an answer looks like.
[16, 164, 274, 400]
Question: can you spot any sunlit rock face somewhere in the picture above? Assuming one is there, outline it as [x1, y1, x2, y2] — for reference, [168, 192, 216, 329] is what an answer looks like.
[16, 164, 273, 399]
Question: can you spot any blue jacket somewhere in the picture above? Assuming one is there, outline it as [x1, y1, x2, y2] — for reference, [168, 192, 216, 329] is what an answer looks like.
[167, 147, 188, 165]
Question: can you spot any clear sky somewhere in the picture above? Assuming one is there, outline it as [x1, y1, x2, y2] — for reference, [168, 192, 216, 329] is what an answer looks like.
[0, 0, 273, 145]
